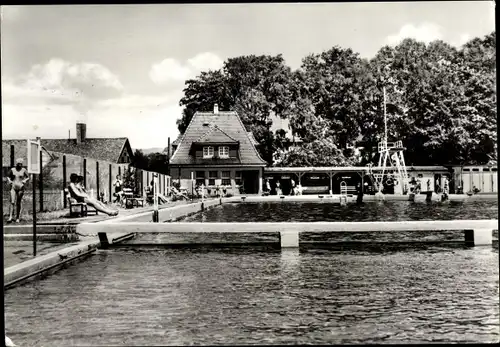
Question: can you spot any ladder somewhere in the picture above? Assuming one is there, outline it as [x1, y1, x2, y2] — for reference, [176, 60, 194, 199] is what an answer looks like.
[340, 181, 348, 204]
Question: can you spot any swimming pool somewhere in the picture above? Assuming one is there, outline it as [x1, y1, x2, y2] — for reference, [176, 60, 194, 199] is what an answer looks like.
[5, 245, 499, 345]
[179, 200, 499, 222]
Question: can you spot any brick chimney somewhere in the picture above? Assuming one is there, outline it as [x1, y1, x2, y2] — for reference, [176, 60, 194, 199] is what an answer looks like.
[76, 122, 87, 144]
[213, 103, 219, 114]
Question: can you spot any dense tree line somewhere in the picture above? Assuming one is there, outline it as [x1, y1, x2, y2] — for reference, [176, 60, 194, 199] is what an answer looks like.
[177, 32, 496, 167]
[132, 150, 169, 174]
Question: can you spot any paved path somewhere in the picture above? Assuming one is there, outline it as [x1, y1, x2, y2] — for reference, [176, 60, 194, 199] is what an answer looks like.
[3, 241, 81, 269]
[3, 199, 202, 268]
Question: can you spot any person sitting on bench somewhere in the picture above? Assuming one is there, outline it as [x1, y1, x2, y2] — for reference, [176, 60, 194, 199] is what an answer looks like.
[68, 173, 119, 216]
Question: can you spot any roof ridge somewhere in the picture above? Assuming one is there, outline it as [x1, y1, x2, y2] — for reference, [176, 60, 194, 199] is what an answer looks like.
[170, 112, 199, 163]
[233, 112, 268, 165]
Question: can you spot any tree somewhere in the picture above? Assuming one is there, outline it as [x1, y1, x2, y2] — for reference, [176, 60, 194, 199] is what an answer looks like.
[131, 149, 169, 174]
[178, 54, 295, 164]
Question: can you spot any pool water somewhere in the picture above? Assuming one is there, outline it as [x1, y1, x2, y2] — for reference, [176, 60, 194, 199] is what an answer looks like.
[5, 246, 499, 346]
[180, 200, 499, 222]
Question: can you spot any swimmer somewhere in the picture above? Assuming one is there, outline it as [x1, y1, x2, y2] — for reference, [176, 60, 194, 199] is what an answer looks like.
[7, 158, 29, 223]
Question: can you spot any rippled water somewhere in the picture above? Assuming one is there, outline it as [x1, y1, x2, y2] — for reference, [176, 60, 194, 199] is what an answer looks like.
[181, 200, 498, 222]
[5, 246, 499, 346]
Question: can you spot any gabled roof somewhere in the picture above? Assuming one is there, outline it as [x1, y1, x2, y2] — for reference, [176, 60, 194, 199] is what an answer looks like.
[170, 111, 267, 166]
[247, 132, 259, 146]
[2, 137, 132, 164]
[194, 125, 239, 145]
[2, 139, 54, 167]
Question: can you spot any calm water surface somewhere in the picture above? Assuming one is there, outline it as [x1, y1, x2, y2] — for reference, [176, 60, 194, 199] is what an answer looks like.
[5, 246, 499, 346]
[180, 200, 499, 222]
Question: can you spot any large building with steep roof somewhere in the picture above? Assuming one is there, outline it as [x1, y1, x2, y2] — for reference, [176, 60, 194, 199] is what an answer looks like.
[169, 104, 267, 195]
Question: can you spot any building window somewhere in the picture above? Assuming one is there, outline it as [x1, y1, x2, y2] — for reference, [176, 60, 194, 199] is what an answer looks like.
[196, 171, 205, 186]
[203, 146, 214, 158]
[208, 171, 218, 186]
[219, 146, 229, 158]
[222, 171, 231, 186]
[235, 171, 242, 186]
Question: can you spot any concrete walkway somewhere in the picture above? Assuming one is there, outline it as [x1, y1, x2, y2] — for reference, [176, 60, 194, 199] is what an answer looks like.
[3, 198, 202, 269]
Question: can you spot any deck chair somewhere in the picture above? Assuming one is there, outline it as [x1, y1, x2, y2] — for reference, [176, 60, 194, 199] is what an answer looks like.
[64, 188, 98, 218]
[171, 186, 189, 200]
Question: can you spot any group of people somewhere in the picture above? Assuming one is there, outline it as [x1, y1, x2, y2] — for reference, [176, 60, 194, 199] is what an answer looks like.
[408, 176, 450, 195]
[264, 179, 303, 196]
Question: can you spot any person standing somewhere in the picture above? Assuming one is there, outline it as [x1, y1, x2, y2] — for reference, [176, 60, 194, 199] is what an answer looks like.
[443, 176, 449, 194]
[435, 177, 441, 193]
[113, 174, 123, 203]
[275, 180, 282, 196]
[6, 158, 29, 223]
[290, 179, 296, 196]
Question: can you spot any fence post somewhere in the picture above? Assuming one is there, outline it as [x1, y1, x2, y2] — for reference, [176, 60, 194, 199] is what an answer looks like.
[39, 150, 43, 212]
[109, 164, 112, 203]
[10, 144, 14, 168]
[141, 170, 144, 197]
[96, 161, 100, 200]
[83, 158, 87, 188]
[63, 155, 67, 208]
[118, 166, 121, 177]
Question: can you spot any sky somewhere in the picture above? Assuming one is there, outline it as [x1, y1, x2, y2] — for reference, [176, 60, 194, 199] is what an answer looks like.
[1, 2, 495, 150]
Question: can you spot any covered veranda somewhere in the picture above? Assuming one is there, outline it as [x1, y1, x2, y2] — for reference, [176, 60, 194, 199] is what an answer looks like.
[263, 167, 374, 195]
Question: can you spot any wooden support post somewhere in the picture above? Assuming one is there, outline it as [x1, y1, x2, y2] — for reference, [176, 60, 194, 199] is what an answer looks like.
[329, 172, 333, 194]
[39, 150, 43, 212]
[10, 144, 14, 168]
[83, 158, 87, 187]
[109, 164, 112, 203]
[32, 174, 37, 256]
[96, 161, 100, 200]
[62, 155, 67, 208]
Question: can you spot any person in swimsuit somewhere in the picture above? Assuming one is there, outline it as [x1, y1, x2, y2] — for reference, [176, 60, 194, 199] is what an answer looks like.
[68, 173, 119, 216]
[7, 158, 29, 223]
[113, 175, 123, 203]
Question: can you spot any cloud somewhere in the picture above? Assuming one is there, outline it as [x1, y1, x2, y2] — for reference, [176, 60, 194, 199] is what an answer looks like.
[2, 91, 183, 149]
[187, 52, 224, 71]
[3, 58, 124, 118]
[451, 33, 471, 47]
[3, 58, 183, 148]
[386, 23, 443, 45]
[150, 52, 224, 85]
[149, 58, 192, 84]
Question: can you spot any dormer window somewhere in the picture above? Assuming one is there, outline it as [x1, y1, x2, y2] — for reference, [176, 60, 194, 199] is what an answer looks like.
[203, 146, 214, 158]
[219, 146, 229, 158]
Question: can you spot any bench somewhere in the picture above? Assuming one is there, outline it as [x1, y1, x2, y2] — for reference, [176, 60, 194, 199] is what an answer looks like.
[123, 188, 145, 209]
[64, 188, 98, 218]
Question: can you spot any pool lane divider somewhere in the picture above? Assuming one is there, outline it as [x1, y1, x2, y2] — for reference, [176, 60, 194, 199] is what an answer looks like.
[77, 219, 498, 248]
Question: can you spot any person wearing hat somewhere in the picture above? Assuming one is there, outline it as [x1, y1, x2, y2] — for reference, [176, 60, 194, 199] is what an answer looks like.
[6, 158, 29, 223]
